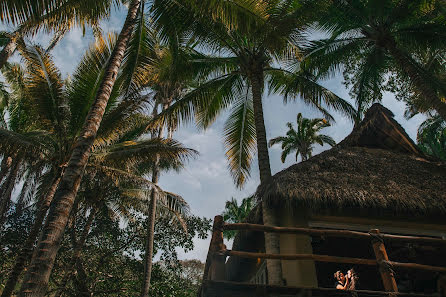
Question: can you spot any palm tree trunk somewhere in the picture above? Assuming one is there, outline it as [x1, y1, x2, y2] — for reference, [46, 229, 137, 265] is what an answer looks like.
[385, 40, 446, 121]
[53, 209, 96, 297]
[0, 38, 17, 69]
[18, 1, 141, 296]
[250, 70, 283, 285]
[141, 103, 168, 297]
[1, 170, 63, 297]
[141, 167, 160, 297]
[0, 159, 20, 228]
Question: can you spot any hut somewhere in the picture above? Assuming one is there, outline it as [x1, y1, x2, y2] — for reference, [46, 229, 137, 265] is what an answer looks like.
[224, 104, 446, 293]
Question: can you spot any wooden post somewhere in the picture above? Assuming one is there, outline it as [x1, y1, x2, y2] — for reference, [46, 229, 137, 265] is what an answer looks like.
[370, 229, 398, 292]
[438, 274, 446, 297]
[209, 215, 226, 281]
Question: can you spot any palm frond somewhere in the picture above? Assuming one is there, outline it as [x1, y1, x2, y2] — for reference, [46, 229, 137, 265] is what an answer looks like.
[0, 129, 53, 160]
[223, 92, 256, 188]
[92, 138, 197, 171]
[67, 33, 119, 136]
[22, 45, 66, 136]
[149, 73, 242, 132]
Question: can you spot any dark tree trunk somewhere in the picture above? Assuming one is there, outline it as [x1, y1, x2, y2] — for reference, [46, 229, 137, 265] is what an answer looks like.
[385, 40, 446, 121]
[54, 209, 96, 297]
[141, 103, 169, 297]
[250, 70, 283, 285]
[140, 167, 160, 297]
[0, 159, 20, 228]
[0, 38, 17, 69]
[72, 260, 91, 297]
[18, 1, 141, 296]
[1, 171, 62, 297]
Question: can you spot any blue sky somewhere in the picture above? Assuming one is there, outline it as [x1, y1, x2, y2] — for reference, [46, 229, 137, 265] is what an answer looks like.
[2, 4, 427, 261]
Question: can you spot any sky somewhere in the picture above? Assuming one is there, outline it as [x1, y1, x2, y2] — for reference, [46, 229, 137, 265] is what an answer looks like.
[1, 4, 427, 262]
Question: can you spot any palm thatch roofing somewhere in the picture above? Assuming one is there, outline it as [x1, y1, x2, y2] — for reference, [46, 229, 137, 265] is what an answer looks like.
[225, 103, 446, 282]
[258, 103, 446, 218]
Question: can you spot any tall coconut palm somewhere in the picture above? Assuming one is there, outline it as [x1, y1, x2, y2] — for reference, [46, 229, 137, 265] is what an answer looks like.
[269, 113, 335, 163]
[0, 34, 196, 295]
[134, 20, 205, 295]
[150, 0, 354, 284]
[0, 60, 53, 228]
[306, 0, 446, 121]
[17, 1, 143, 295]
[0, 33, 190, 296]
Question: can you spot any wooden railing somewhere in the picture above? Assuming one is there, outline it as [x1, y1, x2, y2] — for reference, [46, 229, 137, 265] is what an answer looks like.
[200, 215, 446, 297]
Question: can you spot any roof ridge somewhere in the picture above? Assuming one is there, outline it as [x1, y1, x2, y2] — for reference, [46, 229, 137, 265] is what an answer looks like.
[339, 103, 420, 155]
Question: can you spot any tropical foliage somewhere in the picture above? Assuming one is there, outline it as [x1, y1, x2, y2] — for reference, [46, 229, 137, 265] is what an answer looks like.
[222, 195, 255, 239]
[1, 0, 445, 295]
[269, 113, 336, 163]
[0, 32, 197, 297]
[306, 0, 446, 122]
[1, 203, 210, 297]
[417, 116, 446, 160]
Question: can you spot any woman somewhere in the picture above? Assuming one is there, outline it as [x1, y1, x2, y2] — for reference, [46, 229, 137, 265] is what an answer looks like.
[334, 271, 349, 290]
[347, 269, 359, 290]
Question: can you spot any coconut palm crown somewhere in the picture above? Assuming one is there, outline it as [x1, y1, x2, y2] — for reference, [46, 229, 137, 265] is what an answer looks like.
[305, 0, 446, 122]
[269, 113, 336, 163]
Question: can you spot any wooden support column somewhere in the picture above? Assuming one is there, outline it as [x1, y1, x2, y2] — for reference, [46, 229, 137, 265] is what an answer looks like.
[209, 215, 226, 281]
[370, 229, 398, 292]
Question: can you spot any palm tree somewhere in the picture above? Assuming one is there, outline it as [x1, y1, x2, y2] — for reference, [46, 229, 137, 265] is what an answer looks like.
[306, 0, 446, 121]
[53, 137, 193, 297]
[417, 115, 446, 160]
[17, 1, 143, 295]
[0, 0, 115, 69]
[0, 34, 192, 296]
[0, 61, 52, 228]
[1, 33, 197, 296]
[136, 21, 205, 295]
[150, 0, 354, 284]
[222, 196, 255, 239]
[269, 113, 335, 163]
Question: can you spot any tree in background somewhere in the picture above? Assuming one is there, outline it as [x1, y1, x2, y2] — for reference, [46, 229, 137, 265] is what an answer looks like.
[0, 203, 210, 296]
[150, 260, 205, 297]
[222, 196, 255, 239]
[269, 113, 336, 163]
[306, 0, 446, 122]
[0, 35, 196, 296]
[417, 116, 446, 161]
[150, 0, 354, 284]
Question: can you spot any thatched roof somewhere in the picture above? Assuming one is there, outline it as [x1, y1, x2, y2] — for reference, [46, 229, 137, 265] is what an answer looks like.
[225, 104, 446, 281]
[258, 103, 446, 218]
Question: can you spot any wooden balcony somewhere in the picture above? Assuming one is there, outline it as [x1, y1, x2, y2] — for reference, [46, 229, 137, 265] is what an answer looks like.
[199, 216, 446, 297]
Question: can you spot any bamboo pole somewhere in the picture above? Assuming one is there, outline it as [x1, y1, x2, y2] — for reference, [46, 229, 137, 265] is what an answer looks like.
[223, 223, 446, 246]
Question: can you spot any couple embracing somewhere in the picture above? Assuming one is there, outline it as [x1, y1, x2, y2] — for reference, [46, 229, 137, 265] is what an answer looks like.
[334, 269, 358, 290]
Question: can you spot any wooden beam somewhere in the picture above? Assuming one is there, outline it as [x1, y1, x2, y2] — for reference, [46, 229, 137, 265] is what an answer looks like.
[223, 223, 446, 246]
[201, 280, 437, 297]
[223, 250, 446, 273]
[224, 250, 377, 265]
[370, 229, 398, 292]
